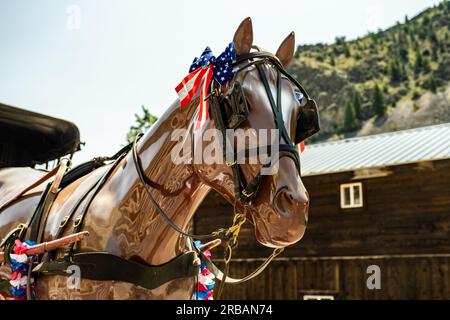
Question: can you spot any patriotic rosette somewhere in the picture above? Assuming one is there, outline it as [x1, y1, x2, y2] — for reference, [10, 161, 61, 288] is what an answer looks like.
[8, 239, 36, 300]
[175, 43, 237, 130]
[193, 240, 215, 300]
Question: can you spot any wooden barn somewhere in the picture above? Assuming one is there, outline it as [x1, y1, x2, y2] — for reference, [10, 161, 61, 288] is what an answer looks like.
[194, 123, 450, 300]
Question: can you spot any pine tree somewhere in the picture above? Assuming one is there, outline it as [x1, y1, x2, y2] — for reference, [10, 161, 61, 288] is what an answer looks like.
[372, 84, 385, 117]
[422, 57, 431, 73]
[127, 106, 158, 143]
[429, 76, 437, 93]
[414, 51, 424, 75]
[343, 100, 356, 132]
[344, 44, 351, 58]
[389, 60, 401, 82]
[352, 91, 362, 119]
[399, 46, 409, 63]
[330, 55, 336, 66]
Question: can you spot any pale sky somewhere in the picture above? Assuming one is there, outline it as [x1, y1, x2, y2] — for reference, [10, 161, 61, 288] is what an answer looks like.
[0, 0, 441, 164]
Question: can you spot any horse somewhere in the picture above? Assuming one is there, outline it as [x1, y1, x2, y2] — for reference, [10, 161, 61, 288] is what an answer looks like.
[0, 17, 315, 299]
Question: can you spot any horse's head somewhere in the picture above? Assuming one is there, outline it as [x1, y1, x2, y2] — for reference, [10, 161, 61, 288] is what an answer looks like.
[193, 18, 319, 248]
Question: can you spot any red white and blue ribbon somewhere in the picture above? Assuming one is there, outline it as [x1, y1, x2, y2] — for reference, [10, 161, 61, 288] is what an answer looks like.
[8, 240, 36, 300]
[193, 241, 215, 300]
[175, 43, 237, 130]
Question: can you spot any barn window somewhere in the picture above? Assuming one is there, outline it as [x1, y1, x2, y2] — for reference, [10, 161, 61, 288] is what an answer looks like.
[340, 182, 363, 209]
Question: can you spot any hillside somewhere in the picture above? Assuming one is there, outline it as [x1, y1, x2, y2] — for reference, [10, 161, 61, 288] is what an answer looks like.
[290, 1, 450, 142]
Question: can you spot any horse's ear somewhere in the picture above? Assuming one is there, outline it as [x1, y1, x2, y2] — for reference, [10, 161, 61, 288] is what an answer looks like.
[233, 17, 253, 55]
[276, 32, 296, 68]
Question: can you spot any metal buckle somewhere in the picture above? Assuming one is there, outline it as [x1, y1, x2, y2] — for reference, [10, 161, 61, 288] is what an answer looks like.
[242, 189, 254, 198]
[17, 223, 28, 239]
[59, 216, 70, 228]
[73, 216, 83, 228]
[204, 88, 220, 101]
[226, 161, 237, 167]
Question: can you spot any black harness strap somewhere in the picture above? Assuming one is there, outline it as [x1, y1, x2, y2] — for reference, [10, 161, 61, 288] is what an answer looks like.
[64, 153, 129, 258]
[29, 141, 201, 292]
[208, 51, 303, 206]
[33, 251, 199, 290]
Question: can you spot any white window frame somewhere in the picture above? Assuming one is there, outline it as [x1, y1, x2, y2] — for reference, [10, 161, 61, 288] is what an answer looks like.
[303, 295, 335, 300]
[340, 182, 363, 209]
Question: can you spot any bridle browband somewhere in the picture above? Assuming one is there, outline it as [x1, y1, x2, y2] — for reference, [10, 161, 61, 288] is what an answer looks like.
[131, 50, 310, 297]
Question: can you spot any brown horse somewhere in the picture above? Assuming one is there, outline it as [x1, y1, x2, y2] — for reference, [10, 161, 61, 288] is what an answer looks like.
[0, 18, 310, 299]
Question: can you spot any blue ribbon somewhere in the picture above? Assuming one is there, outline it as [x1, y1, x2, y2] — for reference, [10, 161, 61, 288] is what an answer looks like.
[10, 261, 28, 273]
[10, 286, 26, 297]
[189, 42, 237, 86]
[295, 91, 304, 104]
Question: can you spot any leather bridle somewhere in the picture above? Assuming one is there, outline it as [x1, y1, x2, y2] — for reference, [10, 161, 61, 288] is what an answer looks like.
[209, 50, 312, 206]
[132, 50, 312, 297]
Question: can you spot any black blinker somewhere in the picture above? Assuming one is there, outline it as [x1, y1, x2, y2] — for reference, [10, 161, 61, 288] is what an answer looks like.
[295, 98, 320, 145]
[221, 82, 249, 129]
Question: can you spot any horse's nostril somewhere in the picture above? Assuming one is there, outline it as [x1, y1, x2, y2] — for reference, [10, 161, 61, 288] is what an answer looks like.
[274, 188, 309, 213]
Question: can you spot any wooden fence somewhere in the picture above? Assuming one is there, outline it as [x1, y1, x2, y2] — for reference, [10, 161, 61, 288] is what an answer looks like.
[218, 254, 450, 300]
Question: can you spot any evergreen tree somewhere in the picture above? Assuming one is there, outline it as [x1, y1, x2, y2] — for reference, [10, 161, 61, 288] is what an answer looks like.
[399, 46, 409, 63]
[414, 51, 424, 75]
[391, 57, 408, 82]
[330, 55, 336, 66]
[343, 100, 356, 132]
[429, 76, 437, 93]
[343, 44, 351, 58]
[431, 45, 439, 60]
[335, 36, 346, 46]
[372, 84, 385, 117]
[127, 106, 158, 143]
[352, 91, 362, 119]
[422, 57, 431, 73]
[429, 30, 439, 45]
[389, 59, 401, 82]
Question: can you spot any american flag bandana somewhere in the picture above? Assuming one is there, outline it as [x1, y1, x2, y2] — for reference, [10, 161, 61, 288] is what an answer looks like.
[175, 43, 237, 130]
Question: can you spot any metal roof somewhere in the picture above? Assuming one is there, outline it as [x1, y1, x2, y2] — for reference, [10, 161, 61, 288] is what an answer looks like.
[301, 123, 450, 176]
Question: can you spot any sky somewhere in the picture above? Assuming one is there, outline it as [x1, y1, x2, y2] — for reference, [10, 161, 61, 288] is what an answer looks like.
[0, 0, 442, 164]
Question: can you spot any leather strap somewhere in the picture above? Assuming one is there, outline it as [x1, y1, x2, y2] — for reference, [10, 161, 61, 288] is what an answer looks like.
[33, 251, 199, 290]
[33, 162, 68, 244]
[0, 165, 60, 213]
[133, 134, 226, 241]
[64, 154, 128, 258]
[207, 51, 303, 206]
[197, 246, 284, 284]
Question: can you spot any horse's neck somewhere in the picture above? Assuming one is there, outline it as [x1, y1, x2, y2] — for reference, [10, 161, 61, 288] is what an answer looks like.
[121, 100, 210, 265]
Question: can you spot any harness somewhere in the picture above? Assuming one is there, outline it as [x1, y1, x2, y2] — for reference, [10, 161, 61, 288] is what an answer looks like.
[0, 50, 320, 299]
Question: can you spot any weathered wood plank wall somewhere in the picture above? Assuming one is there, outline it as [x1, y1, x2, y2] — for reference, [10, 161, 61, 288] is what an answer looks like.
[194, 159, 450, 299]
[219, 255, 450, 300]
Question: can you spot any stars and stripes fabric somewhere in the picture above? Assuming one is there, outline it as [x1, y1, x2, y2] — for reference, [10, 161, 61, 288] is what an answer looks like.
[175, 43, 237, 130]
